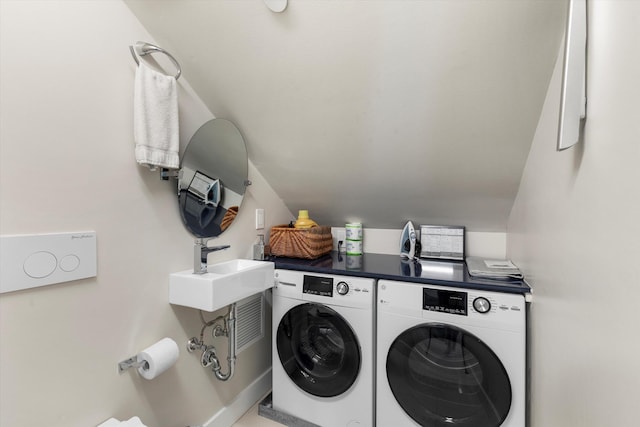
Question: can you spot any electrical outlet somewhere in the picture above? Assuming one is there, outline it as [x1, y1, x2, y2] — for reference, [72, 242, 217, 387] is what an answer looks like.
[255, 208, 265, 230]
[335, 228, 346, 252]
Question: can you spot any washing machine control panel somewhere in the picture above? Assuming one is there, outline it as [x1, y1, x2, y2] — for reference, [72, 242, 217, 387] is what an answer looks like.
[300, 275, 364, 299]
[276, 270, 375, 308]
[303, 275, 334, 297]
[423, 288, 468, 315]
[473, 296, 492, 313]
[336, 281, 350, 295]
[423, 290, 495, 315]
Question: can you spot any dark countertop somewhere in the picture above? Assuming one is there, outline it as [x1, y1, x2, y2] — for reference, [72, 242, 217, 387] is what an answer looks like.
[270, 251, 531, 295]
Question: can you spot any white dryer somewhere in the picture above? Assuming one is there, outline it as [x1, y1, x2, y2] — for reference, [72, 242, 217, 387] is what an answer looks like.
[377, 280, 526, 427]
[272, 269, 375, 427]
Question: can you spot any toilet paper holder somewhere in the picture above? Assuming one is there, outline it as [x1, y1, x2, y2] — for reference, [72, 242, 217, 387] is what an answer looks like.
[116, 338, 180, 379]
[118, 356, 149, 374]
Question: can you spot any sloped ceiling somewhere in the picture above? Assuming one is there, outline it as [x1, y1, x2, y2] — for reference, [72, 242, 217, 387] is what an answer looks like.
[124, 0, 566, 232]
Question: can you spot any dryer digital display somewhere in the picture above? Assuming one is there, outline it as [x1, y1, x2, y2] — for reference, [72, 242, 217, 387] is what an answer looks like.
[423, 288, 467, 315]
[303, 275, 333, 297]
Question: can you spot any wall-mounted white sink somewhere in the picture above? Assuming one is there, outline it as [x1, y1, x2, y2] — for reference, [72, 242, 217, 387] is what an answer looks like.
[169, 259, 274, 312]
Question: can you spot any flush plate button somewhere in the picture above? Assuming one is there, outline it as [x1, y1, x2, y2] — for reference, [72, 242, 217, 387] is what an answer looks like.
[24, 251, 57, 278]
[59, 255, 81, 272]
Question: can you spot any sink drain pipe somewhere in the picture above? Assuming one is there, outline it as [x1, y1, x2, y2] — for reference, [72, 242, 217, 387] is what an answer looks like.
[187, 303, 237, 381]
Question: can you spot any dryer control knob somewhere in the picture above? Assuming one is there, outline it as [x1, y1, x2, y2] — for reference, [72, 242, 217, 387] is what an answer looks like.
[473, 297, 491, 313]
[336, 281, 349, 295]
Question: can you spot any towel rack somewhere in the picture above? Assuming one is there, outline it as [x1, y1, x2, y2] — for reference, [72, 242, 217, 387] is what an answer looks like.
[129, 41, 181, 80]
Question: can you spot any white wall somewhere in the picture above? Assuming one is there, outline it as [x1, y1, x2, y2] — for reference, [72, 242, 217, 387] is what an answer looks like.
[123, 0, 566, 233]
[507, 1, 640, 426]
[0, 1, 291, 426]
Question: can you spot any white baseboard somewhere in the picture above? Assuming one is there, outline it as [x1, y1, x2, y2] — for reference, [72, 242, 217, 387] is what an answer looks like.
[201, 369, 272, 427]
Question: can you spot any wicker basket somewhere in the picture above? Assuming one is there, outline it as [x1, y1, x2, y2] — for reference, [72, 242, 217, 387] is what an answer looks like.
[269, 224, 333, 259]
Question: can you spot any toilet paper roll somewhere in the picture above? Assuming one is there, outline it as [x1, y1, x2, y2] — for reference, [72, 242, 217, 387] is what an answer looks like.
[345, 223, 363, 240]
[346, 239, 363, 255]
[136, 337, 179, 380]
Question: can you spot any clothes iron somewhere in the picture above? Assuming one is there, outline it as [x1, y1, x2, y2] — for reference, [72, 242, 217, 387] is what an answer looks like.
[400, 221, 421, 260]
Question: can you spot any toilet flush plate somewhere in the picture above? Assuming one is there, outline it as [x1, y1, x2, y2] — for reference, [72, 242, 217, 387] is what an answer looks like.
[0, 231, 97, 294]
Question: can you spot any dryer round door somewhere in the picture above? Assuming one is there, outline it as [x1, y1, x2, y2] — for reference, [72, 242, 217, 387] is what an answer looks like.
[386, 323, 511, 427]
[276, 303, 361, 398]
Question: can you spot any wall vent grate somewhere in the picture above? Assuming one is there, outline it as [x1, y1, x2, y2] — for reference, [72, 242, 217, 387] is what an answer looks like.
[235, 293, 264, 353]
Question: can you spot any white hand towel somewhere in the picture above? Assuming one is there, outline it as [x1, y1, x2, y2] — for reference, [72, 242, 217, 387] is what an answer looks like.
[134, 61, 180, 170]
[97, 418, 121, 427]
[122, 416, 148, 427]
[96, 416, 148, 427]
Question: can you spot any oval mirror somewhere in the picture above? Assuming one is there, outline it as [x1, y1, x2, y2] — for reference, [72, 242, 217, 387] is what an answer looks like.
[178, 119, 249, 238]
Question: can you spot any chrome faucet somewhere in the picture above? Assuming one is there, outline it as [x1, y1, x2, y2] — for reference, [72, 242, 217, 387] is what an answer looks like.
[194, 238, 230, 274]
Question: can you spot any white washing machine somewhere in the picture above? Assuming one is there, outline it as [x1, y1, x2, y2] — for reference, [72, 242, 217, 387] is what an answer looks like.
[272, 269, 375, 427]
[377, 280, 526, 427]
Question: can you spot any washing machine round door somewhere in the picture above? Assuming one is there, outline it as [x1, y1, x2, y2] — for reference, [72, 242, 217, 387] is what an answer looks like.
[386, 324, 511, 427]
[276, 303, 361, 398]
